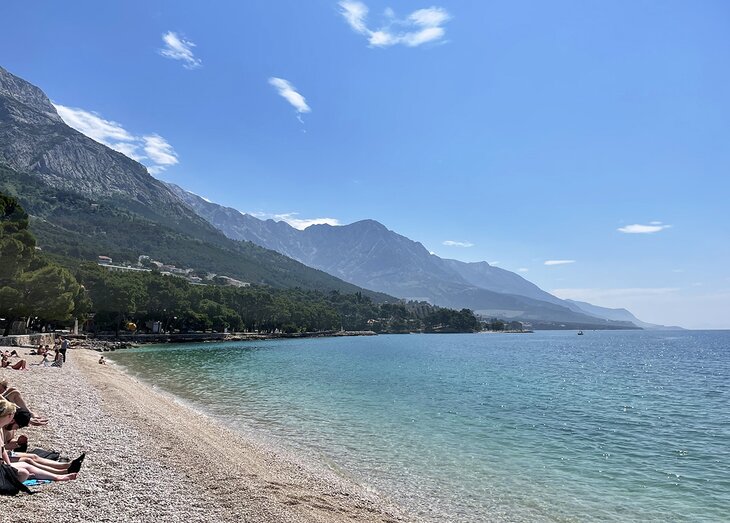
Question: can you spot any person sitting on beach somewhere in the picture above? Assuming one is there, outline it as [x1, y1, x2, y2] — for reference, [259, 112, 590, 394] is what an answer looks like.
[0, 399, 77, 482]
[3, 407, 32, 452]
[50, 349, 63, 368]
[0, 380, 48, 426]
[98, 356, 106, 365]
[31, 351, 51, 367]
[1, 406, 84, 473]
[8, 450, 85, 475]
[1, 354, 27, 370]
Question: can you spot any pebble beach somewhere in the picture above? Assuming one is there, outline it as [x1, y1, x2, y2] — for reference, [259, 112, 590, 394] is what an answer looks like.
[3, 346, 412, 523]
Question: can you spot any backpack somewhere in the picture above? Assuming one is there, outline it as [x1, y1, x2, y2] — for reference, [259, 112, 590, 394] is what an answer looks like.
[0, 463, 32, 496]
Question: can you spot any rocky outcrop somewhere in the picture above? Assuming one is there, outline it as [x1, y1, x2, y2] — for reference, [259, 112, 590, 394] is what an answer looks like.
[0, 66, 209, 233]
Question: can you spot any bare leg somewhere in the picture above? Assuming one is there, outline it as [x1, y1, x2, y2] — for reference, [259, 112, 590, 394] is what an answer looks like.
[13, 466, 30, 482]
[12, 462, 77, 481]
[17, 454, 69, 471]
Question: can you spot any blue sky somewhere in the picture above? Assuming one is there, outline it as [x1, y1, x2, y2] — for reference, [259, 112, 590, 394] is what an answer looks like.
[1, 1, 728, 328]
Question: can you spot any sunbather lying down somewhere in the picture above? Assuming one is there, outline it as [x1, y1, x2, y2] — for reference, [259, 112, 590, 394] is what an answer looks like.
[1, 354, 27, 370]
[0, 399, 78, 482]
[0, 380, 48, 425]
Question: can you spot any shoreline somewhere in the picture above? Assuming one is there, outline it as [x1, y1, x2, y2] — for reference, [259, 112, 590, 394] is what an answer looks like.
[4, 347, 413, 523]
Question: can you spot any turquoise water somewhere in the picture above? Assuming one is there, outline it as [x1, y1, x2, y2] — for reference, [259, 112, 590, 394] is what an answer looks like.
[109, 331, 729, 522]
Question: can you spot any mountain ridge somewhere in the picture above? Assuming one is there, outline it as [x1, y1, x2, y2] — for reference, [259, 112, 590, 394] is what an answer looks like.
[167, 183, 649, 329]
[0, 65, 395, 301]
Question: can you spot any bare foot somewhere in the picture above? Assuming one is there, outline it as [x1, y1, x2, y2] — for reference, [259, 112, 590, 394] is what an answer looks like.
[57, 473, 78, 481]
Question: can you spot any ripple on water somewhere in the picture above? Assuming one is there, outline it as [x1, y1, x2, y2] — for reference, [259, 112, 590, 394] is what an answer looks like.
[110, 330, 730, 522]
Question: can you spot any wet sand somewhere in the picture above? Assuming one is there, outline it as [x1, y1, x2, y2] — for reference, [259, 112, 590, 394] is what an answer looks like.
[3, 347, 413, 523]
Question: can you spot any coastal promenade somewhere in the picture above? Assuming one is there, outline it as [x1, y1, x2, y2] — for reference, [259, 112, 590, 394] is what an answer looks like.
[4, 347, 411, 523]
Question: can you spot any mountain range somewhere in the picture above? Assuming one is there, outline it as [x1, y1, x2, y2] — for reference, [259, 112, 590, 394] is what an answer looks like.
[0, 64, 675, 329]
[168, 183, 672, 329]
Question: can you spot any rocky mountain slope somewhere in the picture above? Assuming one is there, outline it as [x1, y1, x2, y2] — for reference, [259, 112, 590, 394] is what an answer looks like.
[0, 66, 392, 299]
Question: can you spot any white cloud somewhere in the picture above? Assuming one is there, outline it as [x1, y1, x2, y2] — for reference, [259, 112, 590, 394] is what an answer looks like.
[544, 260, 576, 266]
[109, 141, 144, 162]
[340, 1, 370, 34]
[159, 31, 201, 69]
[54, 104, 134, 145]
[489, 261, 499, 266]
[338, 1, 451, 48]
[247, 211, 340, 230]
[143, 134, 178, 168]
[54, 104, 178, 174]
[618, 222, 671, 234]
[269, 77, 311, 116]
[518, 268, 529, 273]
[443, 240, 474, 247]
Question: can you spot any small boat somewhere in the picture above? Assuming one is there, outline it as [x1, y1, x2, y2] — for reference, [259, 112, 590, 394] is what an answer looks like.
[577, 330, 584, 335]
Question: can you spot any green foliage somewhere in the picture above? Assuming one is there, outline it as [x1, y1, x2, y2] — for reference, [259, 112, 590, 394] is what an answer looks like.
[1, 175, 480, 337]
[1, 193, 84, 331]
[0, 192, 35, 280]
[0, 164, 392, 300]
[74, 264, 479, 335]
[423, 308, 480, 333]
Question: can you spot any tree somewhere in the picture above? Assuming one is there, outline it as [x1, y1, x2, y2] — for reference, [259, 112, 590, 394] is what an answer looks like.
[0, 193, 35, 281]
[1, 193, 84, 335]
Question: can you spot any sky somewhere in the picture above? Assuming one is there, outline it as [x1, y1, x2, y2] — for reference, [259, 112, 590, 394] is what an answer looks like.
[1, 1, 728, 329]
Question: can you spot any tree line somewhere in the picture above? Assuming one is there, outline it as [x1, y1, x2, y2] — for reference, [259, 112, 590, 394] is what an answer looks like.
[1, 193, 479, 336]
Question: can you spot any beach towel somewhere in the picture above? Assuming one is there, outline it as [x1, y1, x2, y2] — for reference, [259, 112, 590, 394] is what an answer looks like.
[22, 479, 52, 486]
[0, 463, 32, 495]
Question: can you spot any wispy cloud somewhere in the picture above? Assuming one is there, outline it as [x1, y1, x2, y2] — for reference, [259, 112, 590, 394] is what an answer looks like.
[54, 104, 178, 174]
[618, 222, 671, 234]
[544, 260, 576, 266]
[159, 31, 202, 69]
[143, 134, 178, 168]
[489, 261, 499, 266]
[338, 1, 451, 48]
[268, 77, 311, 123]
[269, 78, 310, 113]
[246, 211, 340, 230]
[443, 240, 474, 247]
[518, 268, 529, 273]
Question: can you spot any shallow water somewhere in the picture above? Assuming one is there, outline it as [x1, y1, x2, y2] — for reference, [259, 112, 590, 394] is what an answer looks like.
[109, 330, 730, 522]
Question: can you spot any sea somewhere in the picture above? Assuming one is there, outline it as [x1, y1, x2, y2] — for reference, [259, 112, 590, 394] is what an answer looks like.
[108, 330, 729, 522]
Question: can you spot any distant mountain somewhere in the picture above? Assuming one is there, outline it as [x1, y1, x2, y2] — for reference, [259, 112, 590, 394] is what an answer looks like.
[0, 65, 392, 300]
[168, 183, 642, 329]
[564, 300, 683, 330]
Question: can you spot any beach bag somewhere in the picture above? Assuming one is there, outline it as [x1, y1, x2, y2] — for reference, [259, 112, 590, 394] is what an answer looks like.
[0, 463, 32, 495]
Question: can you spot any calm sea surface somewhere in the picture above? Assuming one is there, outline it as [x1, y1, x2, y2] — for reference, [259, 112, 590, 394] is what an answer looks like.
[109, 330, 729, 522]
